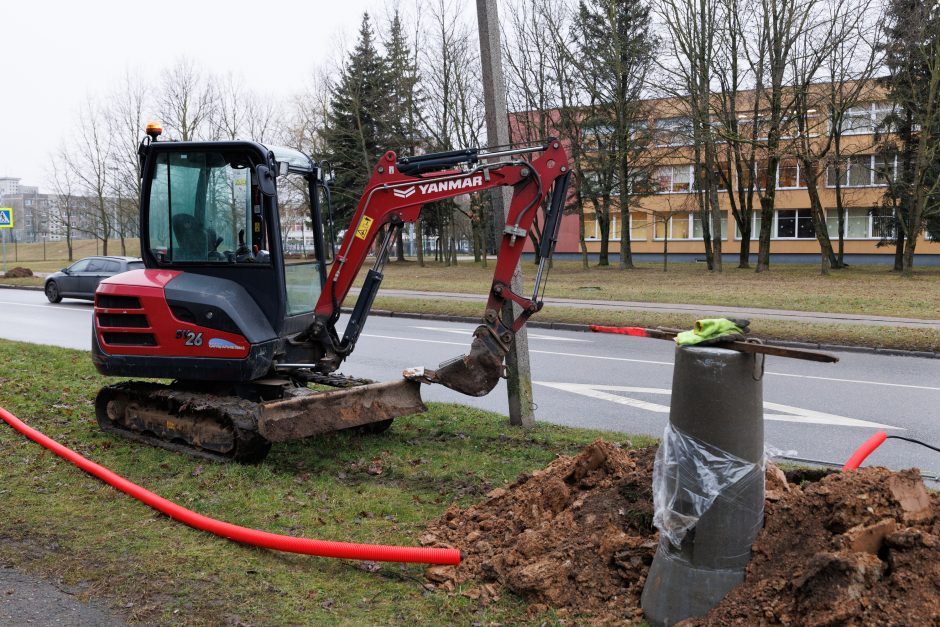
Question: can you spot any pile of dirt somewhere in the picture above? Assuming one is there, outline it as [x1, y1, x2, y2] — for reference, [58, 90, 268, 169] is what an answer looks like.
[692, 466, 940, 625]
[422, 440, 940, 625]
[421, 440, 659, 623]
[3, 267, 32, 278]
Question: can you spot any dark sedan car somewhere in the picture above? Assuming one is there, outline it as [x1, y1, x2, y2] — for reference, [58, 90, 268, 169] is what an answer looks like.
[44, 256, 144, 303]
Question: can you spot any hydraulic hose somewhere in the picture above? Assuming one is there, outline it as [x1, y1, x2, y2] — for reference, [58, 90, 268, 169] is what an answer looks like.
[842, 430, 888, 471]
[0, 406, 461, 565]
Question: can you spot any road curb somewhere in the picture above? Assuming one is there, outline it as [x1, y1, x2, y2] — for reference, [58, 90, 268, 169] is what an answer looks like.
[357, 308, 940, 360]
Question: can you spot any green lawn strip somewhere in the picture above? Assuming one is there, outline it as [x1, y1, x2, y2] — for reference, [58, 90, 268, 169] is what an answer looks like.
[0, 276, 43, 287]
[365, 260, 940, 320]
[0, 340, 649, 625]
[372, 296, 940, 354]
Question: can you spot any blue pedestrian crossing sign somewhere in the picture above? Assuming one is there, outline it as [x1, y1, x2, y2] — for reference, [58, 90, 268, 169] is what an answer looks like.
[0, 208, 12, 228]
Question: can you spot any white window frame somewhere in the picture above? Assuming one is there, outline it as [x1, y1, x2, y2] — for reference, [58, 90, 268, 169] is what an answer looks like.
[652, 212, 699, 241]
[654, 117, 693, 147]
[691, 212, 729, 240]
[776, 159, 806, 190]
[825, 207, 896, 240]
[654, 164, 695, 194]
[840, 101, 895, 136]
[773, 208, 816, 240]
[826, 154, 897, 188]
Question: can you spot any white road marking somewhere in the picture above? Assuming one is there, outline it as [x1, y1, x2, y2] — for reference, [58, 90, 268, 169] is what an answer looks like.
[362, 333, 466, 347]
[354, 332, 940, 392]
[533, 382, 902, 430]
[412, 325, 591, 343]
[765, 371, 940, 392]
[0, 300, 90, 312]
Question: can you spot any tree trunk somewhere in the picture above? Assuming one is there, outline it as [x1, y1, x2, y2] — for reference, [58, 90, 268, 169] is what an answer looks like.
[416, 220, 425, 267]
[804, 163, 839, 269]
[395, 229, 405, 261]
[893, 216, 904, 272]
[756, 196, 775, 273]
[662, 229, 668, 272]
[578, 206, 589, 269]
[597, 201, 611, 267]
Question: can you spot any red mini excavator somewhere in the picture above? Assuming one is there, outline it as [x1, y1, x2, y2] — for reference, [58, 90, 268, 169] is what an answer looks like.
[91, 124, 571, 462]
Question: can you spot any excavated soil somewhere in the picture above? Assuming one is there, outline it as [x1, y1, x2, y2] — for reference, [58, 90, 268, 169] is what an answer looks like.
[422, 440, 940, 625]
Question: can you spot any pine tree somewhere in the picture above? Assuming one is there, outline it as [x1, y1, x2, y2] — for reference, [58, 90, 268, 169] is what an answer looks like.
[879, 0, 940, 274]
[324, 13, 391, 224]
[383, 10, 424, 260]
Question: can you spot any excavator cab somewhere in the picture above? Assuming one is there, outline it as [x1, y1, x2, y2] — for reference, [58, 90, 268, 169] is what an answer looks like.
[93, 140, 333, 382]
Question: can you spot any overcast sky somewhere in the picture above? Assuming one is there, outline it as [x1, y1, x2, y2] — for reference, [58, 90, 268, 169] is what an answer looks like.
[0, 0, 398, 191]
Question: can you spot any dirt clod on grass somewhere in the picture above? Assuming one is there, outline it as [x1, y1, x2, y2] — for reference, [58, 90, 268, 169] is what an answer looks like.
[3, 266, 32, 278]
[423, 440, 940, 625]
[421, 440, 659, 623]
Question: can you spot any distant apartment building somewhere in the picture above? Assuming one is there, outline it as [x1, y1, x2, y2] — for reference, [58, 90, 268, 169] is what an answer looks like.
[0, 177, 131, 244]
[512, 84, 940, 262]
[0, 177, 55, 242]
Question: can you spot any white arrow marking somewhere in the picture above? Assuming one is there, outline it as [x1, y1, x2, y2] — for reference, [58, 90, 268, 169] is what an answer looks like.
[533, 381, 901, 430]
[412, 325, 591, 343]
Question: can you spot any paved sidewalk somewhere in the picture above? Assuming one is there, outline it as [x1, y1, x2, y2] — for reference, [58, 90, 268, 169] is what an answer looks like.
[366, 288, 940, 330]
[0, 567, 125, 627]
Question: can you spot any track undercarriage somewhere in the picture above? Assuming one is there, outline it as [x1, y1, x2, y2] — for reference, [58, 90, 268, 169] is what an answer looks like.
[95, 374, 426, 463]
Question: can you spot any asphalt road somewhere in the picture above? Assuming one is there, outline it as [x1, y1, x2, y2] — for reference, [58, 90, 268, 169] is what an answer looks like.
[1, 288, 939, 480]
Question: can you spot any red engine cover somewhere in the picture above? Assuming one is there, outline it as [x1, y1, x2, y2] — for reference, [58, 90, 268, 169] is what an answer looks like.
[94, 269, 251, 359]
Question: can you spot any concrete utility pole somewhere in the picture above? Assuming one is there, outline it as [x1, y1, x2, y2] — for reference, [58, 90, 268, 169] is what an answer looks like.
[476, 0, 535, 428]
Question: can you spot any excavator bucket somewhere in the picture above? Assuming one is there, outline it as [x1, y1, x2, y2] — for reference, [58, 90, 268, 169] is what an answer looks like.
[407, 326, 507, 397]
[258, 379, 426, 442]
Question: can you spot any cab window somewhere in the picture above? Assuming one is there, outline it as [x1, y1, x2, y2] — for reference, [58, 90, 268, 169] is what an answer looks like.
[278, 173, 322, 315]
[148, 151, 267, 264]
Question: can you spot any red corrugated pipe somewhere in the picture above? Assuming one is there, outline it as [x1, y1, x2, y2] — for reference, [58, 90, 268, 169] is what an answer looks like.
[842, 431, 888, 471]
[0, 406, 461, 565]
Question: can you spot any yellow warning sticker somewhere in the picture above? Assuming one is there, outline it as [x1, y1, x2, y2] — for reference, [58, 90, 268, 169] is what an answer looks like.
[355, 215, 374, 240]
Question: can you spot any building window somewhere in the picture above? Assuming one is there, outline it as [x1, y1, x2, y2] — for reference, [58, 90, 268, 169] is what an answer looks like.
[777, 158, 806, 189]
[653, 212, 728, 240]
[629, 211, 648, 240]
[692, 213, 729, 239]
[826, 155, 896, 188]
[825, 207, 895, 239]
[776, 209, 815, 239]
[654, 165, 695, 194]
[654, 117, 693, 146]
[840, 102, 895, 136]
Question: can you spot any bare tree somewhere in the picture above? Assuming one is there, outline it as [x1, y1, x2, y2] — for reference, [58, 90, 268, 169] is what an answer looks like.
[158, 58, 217, 141]
[746, 0, 843, 272]
[48, 148, 77, 261]
[788, 0, 881, 273]
[68, 99, 114, 255]
[657, 0, 727, 271]
[107, 70, 150, 255]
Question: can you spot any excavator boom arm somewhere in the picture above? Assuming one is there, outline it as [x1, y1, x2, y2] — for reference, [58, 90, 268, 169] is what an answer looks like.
[311, 140, 572, 396]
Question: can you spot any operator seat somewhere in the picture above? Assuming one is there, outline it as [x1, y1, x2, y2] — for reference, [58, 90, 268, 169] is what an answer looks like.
[172, 214, 208, 261]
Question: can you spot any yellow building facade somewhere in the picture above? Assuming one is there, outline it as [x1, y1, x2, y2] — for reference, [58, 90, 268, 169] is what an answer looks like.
[578, 91, 940, 259]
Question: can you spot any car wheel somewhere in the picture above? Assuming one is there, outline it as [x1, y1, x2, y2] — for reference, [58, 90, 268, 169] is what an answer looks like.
[45, 281, 62, 303]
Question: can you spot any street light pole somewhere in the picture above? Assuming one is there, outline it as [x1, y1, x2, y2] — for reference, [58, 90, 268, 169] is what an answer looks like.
[476, 0, 535, 428]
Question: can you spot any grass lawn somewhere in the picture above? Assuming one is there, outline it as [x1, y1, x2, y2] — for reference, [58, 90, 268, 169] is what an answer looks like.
[0, 340, 648, 625]
[367, 259, 940, 320]
[0, 238, 141, 273]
